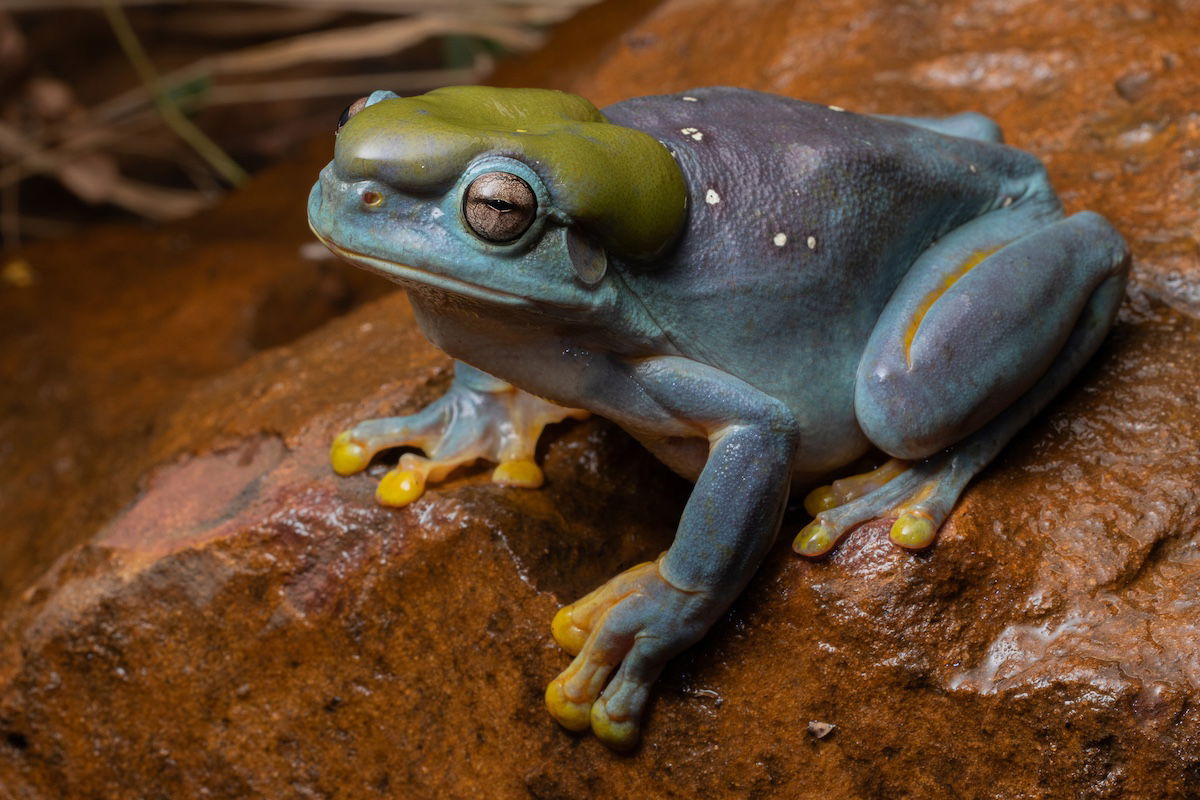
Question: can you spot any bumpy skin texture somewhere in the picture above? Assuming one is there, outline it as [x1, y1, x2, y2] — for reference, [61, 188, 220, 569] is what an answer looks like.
[308, 85, 1129, 749]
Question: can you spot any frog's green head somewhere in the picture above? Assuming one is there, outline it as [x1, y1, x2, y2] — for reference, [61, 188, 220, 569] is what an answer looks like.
[307, 86, 687, 310]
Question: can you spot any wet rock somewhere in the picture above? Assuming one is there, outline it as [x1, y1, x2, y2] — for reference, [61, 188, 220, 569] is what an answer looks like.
[3, 0, 1200, 797]
[0, 140, 391, 608]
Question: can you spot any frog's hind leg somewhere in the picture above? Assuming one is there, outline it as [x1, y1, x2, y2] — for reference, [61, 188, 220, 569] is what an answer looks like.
[875, 111, 1004, 143]
[794, 204, 1129, 556]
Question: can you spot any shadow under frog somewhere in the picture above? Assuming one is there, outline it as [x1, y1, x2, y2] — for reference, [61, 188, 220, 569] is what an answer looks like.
[307, 86, 1129, 750]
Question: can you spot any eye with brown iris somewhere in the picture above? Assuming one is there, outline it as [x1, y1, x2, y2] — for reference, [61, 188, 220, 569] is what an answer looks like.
[463, 172, 536, 243]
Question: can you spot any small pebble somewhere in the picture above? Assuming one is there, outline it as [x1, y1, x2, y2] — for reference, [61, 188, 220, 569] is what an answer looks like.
[808, 720, 837, 739]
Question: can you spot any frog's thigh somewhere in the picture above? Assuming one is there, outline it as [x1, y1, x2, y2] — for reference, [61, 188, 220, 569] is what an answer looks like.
[856, 210, 1128, 460]
[873, 112, 1003, 143]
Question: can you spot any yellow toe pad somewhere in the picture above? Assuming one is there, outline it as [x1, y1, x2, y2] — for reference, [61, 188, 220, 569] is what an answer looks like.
[803, 485, 838, 516]
[376, 468, 426, 507]
[330, 431, 371, 476]
[551, 606, 588, 655]
[545, 680, 592, 732]
[492, 459, 544, 488]
[591, 701, 639, 751]
[890, 513, 936, 549]
[793, 521, 834, 557]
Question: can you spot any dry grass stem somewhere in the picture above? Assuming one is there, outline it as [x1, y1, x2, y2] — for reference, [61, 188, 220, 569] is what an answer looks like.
[206, 15, 541, 75]
[1, 0, 591, 13]
[202, 65, 490, 104]
[102, 0, 250, 185]
[1, 0, 597, 246]
[162, 7, 341, 37]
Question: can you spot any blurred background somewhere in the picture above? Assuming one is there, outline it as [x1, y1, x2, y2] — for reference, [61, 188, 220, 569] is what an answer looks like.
[0, 0, 600, 266]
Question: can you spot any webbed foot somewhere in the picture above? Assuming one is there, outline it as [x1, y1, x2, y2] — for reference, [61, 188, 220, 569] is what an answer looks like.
[793, 452, 972, 556]
[545, 559, 712, 750]
[332, 363, 587, 506]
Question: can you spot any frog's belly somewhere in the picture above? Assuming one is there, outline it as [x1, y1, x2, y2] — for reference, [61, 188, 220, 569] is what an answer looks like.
[628, 395, 870, 488]
[647, 288, 881, 481]
[625, 355, 872, 486]
[744, 367, 872, 480]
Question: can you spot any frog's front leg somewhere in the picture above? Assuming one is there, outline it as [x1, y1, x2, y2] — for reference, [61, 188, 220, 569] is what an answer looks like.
[795, 196, 1129, 556]
[331, 361, 588, 506]
[545, 357, 799, 749]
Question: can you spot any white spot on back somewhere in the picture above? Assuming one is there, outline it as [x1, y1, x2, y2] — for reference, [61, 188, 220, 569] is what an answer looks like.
[681, 127, 698, 135]
[969, 163, 978, 173]
[806, 235, 817, 250]
[828, 105, 846, 112]
[705, 189, 721, 205]
[773, 233, 787, 247]
[682, 96, 699, 102]
[691, 131, 703, 140]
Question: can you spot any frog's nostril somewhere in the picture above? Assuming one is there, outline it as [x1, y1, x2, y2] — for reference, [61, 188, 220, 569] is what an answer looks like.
[362, 190, 383, 207]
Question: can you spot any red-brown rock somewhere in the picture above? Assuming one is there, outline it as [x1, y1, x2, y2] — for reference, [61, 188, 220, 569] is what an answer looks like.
[3, 0, 1200, 797]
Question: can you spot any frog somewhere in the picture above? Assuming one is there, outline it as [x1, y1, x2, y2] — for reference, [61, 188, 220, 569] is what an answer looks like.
[307, 85, 1129, 750]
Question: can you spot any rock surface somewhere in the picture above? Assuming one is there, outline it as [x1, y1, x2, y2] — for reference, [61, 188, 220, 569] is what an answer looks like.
[3, 0, 1200, 797]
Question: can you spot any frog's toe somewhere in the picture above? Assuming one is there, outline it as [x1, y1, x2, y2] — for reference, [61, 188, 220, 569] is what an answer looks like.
[551, 604, 589, 656]
[591, 701, 639, 750]
[330, 431, 372, 476]
[491, 459, 544, 488]
[590, 645, 663, 751]
[334, 408, 443, 469]
[375, 466, 427, 507]
[795, 453, 972, 557]
[890, 511, 937, 549]
[549, 561, 658, 654]
[544, 678, 593, 731]
[545, 637, 620, 734]
[546, 619, 662, 750]
[793, 520, 835, 556]
[803, 458, 909, 515]
[802, 486, 838, 515]
[546, 560, 687, 749]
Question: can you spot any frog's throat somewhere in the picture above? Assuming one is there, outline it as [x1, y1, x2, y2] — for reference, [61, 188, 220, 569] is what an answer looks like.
[309, 225, 538, 308]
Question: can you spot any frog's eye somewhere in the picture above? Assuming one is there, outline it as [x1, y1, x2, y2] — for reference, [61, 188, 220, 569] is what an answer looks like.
[463, 172, 537, 243]
[336, 97, 369, 133]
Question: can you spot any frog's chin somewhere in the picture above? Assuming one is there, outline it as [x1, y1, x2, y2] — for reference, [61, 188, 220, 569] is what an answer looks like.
[310, 227, 537, 309]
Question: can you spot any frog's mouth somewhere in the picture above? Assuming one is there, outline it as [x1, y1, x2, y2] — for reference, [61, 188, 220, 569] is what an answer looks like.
[308, 224, 534, 309]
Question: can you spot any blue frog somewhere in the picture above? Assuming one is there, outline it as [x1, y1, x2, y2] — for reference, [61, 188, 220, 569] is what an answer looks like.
[307, 86, 1129, 749]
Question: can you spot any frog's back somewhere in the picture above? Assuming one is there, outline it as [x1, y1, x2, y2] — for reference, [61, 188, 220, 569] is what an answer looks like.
[602, 87, 1043, 471]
